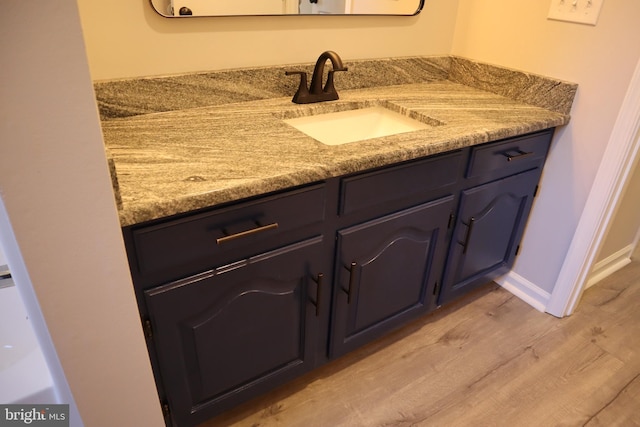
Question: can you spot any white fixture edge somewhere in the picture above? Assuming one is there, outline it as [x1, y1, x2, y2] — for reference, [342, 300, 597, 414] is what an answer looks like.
[545, 56, 640, 317]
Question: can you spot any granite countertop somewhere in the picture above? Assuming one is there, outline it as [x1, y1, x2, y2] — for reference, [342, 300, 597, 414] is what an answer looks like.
[98, 56, 577, 227]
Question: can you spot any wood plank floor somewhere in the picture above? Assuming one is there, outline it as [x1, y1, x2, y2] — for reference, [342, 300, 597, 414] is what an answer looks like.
[202, 259, 640, 427]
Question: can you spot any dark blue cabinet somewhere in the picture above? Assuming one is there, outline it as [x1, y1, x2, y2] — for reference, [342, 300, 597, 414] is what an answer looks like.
[123, 129, 554, 427]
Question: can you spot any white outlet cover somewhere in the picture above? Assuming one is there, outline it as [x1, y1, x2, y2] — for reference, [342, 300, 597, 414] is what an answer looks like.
[548, 0, 604, 26]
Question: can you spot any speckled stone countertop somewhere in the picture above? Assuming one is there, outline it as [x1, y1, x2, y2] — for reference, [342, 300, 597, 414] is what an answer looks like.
[97, 56, 577, 227]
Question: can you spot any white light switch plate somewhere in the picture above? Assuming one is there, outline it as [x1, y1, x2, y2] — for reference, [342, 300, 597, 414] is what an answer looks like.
[548, 0, 604, 25]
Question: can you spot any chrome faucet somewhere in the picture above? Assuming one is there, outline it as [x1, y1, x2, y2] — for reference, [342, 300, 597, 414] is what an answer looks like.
[285, 51, 348, 104]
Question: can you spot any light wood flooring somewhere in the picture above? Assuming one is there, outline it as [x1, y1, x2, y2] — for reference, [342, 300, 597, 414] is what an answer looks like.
[202, 259, 640, 427]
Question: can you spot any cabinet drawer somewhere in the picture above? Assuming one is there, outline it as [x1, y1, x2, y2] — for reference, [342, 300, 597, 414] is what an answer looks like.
[466, 130, 553, 180]
[130, 184, 325, 284]
[339, 151, 463, 216]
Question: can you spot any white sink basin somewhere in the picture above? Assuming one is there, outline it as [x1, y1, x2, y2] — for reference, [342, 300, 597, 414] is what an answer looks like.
[283, 105, 434, 146]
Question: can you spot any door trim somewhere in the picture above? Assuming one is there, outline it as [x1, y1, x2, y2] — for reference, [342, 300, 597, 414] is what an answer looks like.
[545, 57, 640, 317]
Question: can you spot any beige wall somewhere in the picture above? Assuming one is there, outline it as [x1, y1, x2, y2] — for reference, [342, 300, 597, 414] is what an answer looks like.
[78, 0, 459, 80]
[597, 145, 640, 262]
[1, 2, 163, 426]
[452, 0, 640, 293]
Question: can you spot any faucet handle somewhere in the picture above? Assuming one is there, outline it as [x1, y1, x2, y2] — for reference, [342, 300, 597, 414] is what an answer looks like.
[285, 71, 311, 104]
[323, 70, 344, 95]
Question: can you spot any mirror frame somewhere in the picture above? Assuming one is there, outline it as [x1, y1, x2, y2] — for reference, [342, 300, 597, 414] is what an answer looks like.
[150, 0, 425, 18]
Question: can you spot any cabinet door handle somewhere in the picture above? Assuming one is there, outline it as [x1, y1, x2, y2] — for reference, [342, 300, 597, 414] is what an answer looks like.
[461, 217, 475, 254]
[502, 149, 533, 162]
[312, 273, 324, 317]
[344, 262, 357, 304]
[216, 222, 279, 245]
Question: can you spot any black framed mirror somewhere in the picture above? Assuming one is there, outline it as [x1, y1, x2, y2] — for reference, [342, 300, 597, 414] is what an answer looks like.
[150, 0, 425, 17]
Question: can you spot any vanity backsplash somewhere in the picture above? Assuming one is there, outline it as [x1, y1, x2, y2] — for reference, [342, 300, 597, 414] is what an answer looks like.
[94, 55, 576, 120]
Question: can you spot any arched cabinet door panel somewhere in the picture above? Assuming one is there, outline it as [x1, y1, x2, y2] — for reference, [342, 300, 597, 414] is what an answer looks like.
[144, 236, 324, 427]
[330, 196, 454, 357]
[439, 169, 540, 305]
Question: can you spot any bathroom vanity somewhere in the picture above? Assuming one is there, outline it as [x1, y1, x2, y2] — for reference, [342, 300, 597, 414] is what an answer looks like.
[99, 56, 576, 427]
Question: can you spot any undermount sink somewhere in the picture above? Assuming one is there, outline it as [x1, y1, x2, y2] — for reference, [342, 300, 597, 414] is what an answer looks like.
[282, 103, 441, 146]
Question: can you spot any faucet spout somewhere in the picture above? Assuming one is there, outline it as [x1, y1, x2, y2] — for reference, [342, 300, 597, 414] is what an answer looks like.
[309, 51, 348, 96]
[285, 51, 348, 104]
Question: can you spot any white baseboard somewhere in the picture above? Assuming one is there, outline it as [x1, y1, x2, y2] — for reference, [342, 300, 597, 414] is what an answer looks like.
[495, 271, 551, 313]
[585, 244, 634, 289]
[497, 244, 634, 314]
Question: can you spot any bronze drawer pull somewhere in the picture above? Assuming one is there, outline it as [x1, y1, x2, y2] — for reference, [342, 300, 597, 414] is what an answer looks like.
[312, 273, 324, 317]
[344, 261, 357, 304]
[461, 217, 476, 254]
[216, 222, 279, 244]
[503, 150, 533, 162]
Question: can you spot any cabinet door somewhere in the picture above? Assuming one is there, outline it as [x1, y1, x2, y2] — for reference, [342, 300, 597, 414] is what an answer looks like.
[330, 196, 454, 358]
[438, 169, 539, 305]
[144, 237, 325, 427]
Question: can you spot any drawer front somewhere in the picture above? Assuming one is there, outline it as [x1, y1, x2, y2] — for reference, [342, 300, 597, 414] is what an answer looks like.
[466, 130, 553, 180]
[339, 151, 464, 216]
[130, 184, 326, 285]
